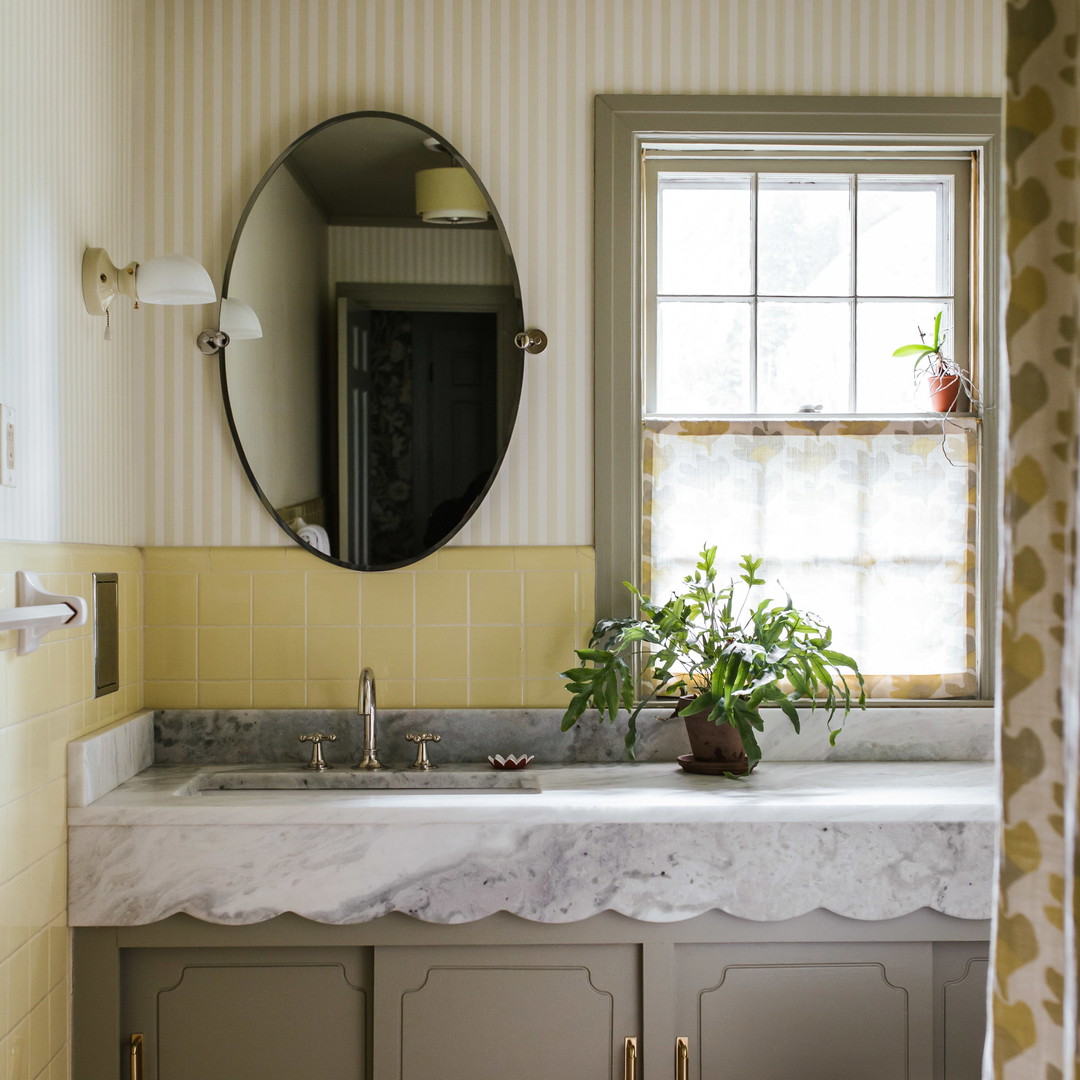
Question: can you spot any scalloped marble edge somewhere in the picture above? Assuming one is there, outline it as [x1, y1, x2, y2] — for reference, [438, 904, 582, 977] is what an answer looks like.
[68, 819, 994, 926]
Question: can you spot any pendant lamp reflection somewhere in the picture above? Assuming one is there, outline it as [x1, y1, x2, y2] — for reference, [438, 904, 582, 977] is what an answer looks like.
[415, 167, 489, 224]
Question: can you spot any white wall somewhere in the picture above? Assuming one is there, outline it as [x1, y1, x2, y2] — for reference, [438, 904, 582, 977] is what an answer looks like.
[137, 0, 1004, 551]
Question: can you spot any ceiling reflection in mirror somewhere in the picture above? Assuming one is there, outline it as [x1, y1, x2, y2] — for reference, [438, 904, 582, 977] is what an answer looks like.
[221, 112, 524, 571]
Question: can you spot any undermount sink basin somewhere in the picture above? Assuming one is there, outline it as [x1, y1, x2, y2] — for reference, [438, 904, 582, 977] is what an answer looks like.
[179, 766, 541, 795]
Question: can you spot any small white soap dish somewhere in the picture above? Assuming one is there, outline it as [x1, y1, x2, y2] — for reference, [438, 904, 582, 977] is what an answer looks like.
[487, 754, 534, 770]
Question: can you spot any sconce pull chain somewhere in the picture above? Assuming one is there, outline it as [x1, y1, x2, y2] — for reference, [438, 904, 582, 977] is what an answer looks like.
[104, 307, 111, 342]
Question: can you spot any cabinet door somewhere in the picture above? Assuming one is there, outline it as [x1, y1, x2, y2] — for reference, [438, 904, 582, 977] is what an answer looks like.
[121, 946, 371, 1080]
[373, 944, 640, 1080]
[674, 942, 932, 1080]
[934, 943, 989, 1080]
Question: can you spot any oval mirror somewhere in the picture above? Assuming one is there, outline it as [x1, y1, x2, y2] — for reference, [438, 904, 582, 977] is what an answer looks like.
[221, 112, 524, 571]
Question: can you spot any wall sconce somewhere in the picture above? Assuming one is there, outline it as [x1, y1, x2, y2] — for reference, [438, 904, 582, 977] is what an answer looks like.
[82, 247, 216, 323]
[196, 298, 263, 354]
[415, 137, 488, 225]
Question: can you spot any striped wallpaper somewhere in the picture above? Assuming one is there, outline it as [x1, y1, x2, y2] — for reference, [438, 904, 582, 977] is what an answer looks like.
[137, 0, 1005, 549]
[0, 0, 137, 545]
[329, 225, 514, 286]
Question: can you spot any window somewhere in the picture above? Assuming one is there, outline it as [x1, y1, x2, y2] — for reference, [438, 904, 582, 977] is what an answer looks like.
[595, 96, 1000, 700]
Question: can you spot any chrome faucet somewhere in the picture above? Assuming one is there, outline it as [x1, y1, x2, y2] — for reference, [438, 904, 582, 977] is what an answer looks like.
[353, 667, 383, 770]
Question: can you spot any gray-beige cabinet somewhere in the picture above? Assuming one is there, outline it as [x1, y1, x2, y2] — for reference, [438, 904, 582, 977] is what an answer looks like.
[74, 911, 988, 1080]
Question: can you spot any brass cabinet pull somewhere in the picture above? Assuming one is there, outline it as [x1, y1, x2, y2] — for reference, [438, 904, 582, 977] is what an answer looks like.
[623, 1036, 638, 1080]
[675, 1035, 688, 1080]
[130, 1033, 144, 1080]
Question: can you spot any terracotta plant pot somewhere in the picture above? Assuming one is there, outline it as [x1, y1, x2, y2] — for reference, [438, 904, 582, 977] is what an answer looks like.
[927, 371, 968, 413]
[673, 696, 750, 774]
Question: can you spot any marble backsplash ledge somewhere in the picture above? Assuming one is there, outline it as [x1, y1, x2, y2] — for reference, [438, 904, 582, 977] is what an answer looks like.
[154, 705, 994, 767]
[68, 710, 155, 807]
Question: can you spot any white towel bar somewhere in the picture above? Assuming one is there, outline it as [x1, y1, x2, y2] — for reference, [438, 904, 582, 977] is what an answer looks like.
[0, 571, 88, 655]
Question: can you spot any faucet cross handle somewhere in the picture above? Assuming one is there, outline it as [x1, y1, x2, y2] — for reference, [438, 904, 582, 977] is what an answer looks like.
[298, 732, 337, 771]
[405, 732, 441, 771]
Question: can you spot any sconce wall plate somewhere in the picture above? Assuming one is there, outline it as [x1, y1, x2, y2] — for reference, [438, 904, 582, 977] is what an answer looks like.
[81, 247, 136, 316]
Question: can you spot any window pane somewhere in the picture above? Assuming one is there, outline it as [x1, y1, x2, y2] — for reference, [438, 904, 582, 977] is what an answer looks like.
[758, 176, 851, 296]
[758, 301, 850, 412]
[857, 177, 951, 296]
[856, 301, 955, 412]
[659, 179, 752, 296]
[656, 301, 751, 412]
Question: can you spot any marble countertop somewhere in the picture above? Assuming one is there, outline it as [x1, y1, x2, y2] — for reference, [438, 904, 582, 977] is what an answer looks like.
[68, 725, 997, 926]
[69, 759, 996, 826]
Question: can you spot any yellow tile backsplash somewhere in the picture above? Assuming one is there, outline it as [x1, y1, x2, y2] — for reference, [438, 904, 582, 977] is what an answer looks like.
[143, 545, 594, 709]
[0, 542, 143, 1080]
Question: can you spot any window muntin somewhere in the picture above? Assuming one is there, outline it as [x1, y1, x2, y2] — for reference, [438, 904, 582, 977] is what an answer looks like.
[643, 150, 980, 698]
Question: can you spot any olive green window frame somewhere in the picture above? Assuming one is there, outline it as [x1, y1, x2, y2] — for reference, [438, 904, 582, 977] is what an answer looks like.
[593, 94, 1001, 700]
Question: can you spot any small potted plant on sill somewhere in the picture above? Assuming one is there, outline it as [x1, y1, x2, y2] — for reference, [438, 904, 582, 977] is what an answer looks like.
[559, 548, 865, 775]
[892, 310, 976, 414]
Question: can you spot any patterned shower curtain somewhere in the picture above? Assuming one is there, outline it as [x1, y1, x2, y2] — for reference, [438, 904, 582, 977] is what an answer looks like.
[993, 1, 1080, 1076]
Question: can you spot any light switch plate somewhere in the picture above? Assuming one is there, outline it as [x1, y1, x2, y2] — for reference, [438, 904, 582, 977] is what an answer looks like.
[0, 404, 14, 488]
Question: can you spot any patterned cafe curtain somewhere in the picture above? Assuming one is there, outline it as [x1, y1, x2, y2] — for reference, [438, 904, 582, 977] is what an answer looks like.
[992, 1, 1080, 1076]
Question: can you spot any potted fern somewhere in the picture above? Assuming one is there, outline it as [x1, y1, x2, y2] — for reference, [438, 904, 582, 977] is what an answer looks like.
[560, 548, 865, 774]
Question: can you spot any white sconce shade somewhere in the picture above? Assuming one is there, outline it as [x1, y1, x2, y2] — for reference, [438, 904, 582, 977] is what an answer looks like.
[82, 247, 216, 316]
[219, 298, 263, 341]
[415, 167, 489, 224]
[134, 254, 216, 305]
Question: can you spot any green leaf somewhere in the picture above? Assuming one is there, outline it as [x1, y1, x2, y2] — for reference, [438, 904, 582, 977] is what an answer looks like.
[560, 693, 590, 731]
[679, 692, 714, 716]
[892, 343, 933, 358]
[575, 647, 615, 663]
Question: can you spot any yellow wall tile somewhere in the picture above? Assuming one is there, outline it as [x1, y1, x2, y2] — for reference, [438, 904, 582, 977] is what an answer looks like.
[513, 547, 579, 570]
[210, 547, 288, 571]
[360, 573, 415, 625]
[306, 680, 358, 709]
[415, 680, 469, 708]
[307, 626, 361, 680]
[252, 626, 306, 680]
[469, 571, 523, 624]
[469, 680, 525, 708]
[252, 574, 306, 625]
[524, 571, 578, 624]
[415, 628, 468, 680]
[252, 681, 307, 708]
[436, 547, 514, 571]
[143, 547, 210, 571]
[198, 627, 252, 680]
[145, 572, 197, 625]
[144, 627, 197, 681]
[198, 573, 251, 625]
[376, 680, 415, 708]
[524, 624, 578, 679]
[144, 681, 198, 708]
[469, 626, 523, 679]
[308, 574, 360, 625]
[197, 681, 253, 708]
[414, 573, 468, 625]
[359, 626, 415, 679]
